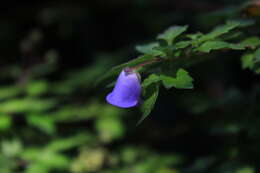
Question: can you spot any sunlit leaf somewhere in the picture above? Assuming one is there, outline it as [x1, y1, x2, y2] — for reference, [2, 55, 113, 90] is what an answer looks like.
[161, 68, 193, 89]
[136, 42, 163, 56]
[157, 25, 188, 45]
[96, 117, 124, 142]
[0, 115, 11, 131]
[0, 86, 22, 100]
[142, 74, 161, 88]
[0, 98, 57, 113]
[197, 41, 244, 53]
[197, 19, 254, 43]
[26, 80, 48, 96]
[27, 114, 56, 134]
[241, 53, 254, 70]
[240, 37, 260, 49]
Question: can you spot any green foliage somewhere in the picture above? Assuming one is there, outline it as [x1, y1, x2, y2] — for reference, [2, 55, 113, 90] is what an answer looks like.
[196, 41, 244, 53]
[195, 19, 253, 43]
[241, 48, 260, 73]
[157, 25, 188, 45]
[1, 1, 260, 173]
[139, 83, 159, 124]
[240, 37, 260, 49]
[160, 69, 193, 89]
[136, 42, 163, 56]
[0, 115, 11, 131]
[101, 17, 257, 121]
[96, 54, 155, 85]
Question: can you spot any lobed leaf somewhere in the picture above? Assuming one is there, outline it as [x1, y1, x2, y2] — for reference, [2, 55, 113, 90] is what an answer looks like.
[161, 69, 193, 89]
[197, 19, 254, 43]
[157, 25, 188, 45]
[240, 37, 260, 49]
[142, 74, 161, 88]
[136, 42, 163, 56]
[197, 41, 245, 53]
[241, 53, 254, 70]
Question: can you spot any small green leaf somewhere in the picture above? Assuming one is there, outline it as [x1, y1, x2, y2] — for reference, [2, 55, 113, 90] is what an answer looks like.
[0, 86, 22, 100]
[161, 68, 193, 89]
[253, 48, 260, 63]
[241, 49, 260, 74]
[2, 139, 23, 157]
[0, 98, 57, 113]
[27, 114, 56, 134]
[240, 37, 260, 49]
[197, 20, 253, 43]
[136, 42, 163, 56]
[96, 117, 124, 142]
[39, 151, 69, 169]
[252, 48, 260, 73]
[45, 134, 92, 152]
[142, 74, 161, 88]
[157, 25, 188, 45]
[0, 115, 11, 131]
[26, 80, 48, 96]
[25, 163, 49, 173]
[236, 167, 255, 173]
[175, 41, 191, 49]
[139, 83, 159, 125]
[187, 32, 203, 40]
[241, 53, 254, 70]
[197, 41, 244, 53]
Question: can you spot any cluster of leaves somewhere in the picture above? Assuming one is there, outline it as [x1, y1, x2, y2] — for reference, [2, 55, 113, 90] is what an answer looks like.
[99, 18, 260, 123]
[0, 54, 185, 173]
[1, 1, 260, 173]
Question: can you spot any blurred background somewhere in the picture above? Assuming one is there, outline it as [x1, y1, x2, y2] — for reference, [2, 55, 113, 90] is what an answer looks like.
[0, 0, 260, 173]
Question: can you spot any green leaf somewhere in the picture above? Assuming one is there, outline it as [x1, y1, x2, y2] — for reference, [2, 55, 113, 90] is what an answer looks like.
[241, 49, 260, 73]
[240, 37, 260, 49]
[161, 68, 193, 89]
[187, 32, 203, 40]
[0, 115, 11, 131]
[136, 42, 163, 56]
[252, 48, 260, 73]
[0, 98, 57, 113]
[197, 20, 253, 43]
[138, 83, 159, 125]
[197, 41, 244, 53]
[38, 152, 69, 169]
[142, 74, 161, 88]
[253, 48, 260, 63]
[45, 134, 92, 152]
[175, 41, 191, 49]
[96, 54, 154, 85]
[1, 140, 23, 157]
[95, 117, 124, 143]
[25, 163, 49, 173]
[236, 167, 255, 173]
[157, 25, 188, 45]
[27, 114, 56, 134]
[241, 53, 254, 70]
[0, 86, 22, 100]
[26, 80, 48, 96]
[0, 155, 13, 173]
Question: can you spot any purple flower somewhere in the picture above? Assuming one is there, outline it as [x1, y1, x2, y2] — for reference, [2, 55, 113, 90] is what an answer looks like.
[106, 68, 141, 108]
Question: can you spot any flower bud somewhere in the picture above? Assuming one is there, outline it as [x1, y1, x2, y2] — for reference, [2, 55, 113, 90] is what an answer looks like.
[106, 68, 141, 108]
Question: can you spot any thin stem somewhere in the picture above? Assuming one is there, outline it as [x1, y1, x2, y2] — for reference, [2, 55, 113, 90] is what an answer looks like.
[131, 57, 163, 70]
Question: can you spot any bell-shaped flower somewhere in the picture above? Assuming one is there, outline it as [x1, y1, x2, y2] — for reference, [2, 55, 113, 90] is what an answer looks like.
[106, 68, 141, 108]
